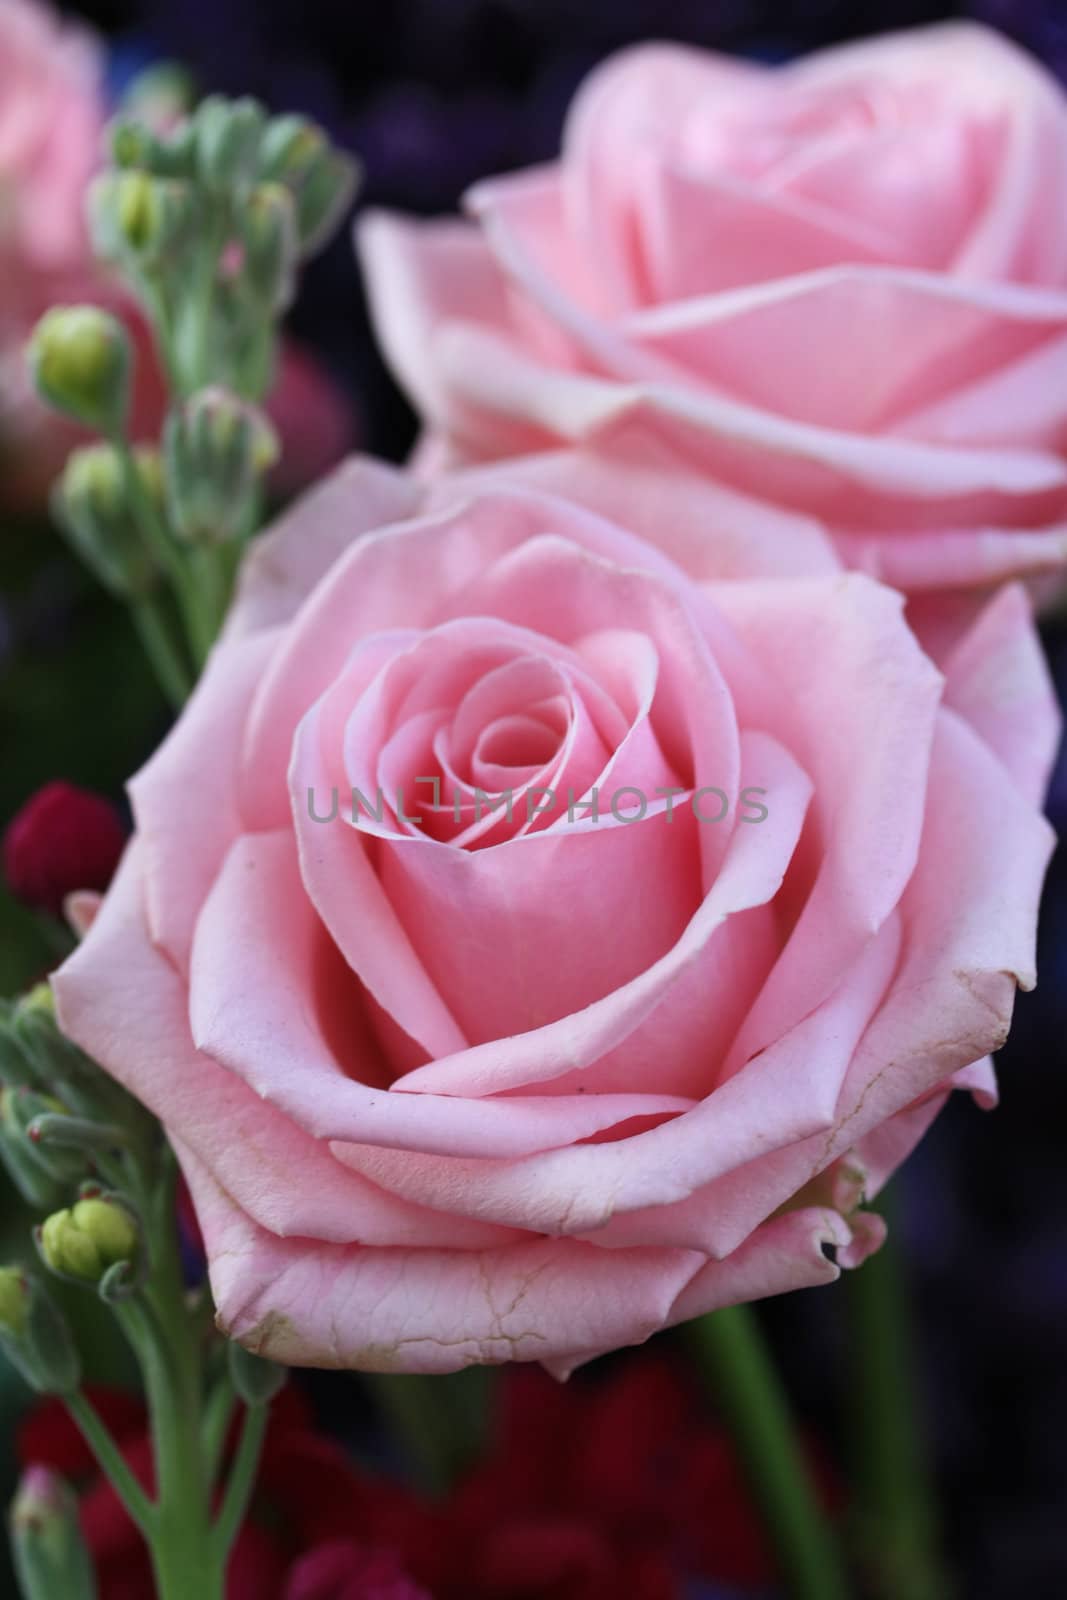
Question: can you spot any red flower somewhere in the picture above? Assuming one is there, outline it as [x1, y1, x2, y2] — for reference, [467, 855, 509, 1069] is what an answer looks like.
[285, 1540, 431, 1600]
[403, 1359, 799, 1600]
[3, 781, 127, 917]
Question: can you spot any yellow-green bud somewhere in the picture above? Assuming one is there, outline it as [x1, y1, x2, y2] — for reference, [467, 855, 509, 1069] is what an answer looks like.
[117, 170, 158, 248]
[0, 1277, 80, 1395]
[55, 443, 161, 598]
[39, 1197, 138, 1285]
[241, 183, 297, 311]
[28, 307, 130, 434]
[109, 116, 159, 170]
[0, 1267, 28, 1338]
[89, 171, 198, 265]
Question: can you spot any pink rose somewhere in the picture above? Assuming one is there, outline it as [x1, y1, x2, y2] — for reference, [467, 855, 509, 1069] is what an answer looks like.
[0, 0, 103, 271]
[0, 0, 105, 507]
[360, 24, 1067, 614]
[54, 460, 1056, 1374]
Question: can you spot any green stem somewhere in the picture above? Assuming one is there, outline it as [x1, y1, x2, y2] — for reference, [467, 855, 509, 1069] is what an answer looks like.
[130, 595, 193, 707]
[65, 1390, 155, 1538]
[846, 1198, 949, 1599]
[123, 1159, 225, 1600]
[686, 1304, 851, 1600]
[200, 1375, 237, 1489]
[211, 1402, 269, 1561]
[362, 1372, 471, 1497]
[113, 437, 213, 669]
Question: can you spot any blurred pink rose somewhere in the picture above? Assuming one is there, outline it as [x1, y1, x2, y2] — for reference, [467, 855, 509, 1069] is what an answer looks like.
[0, 0, 102, 270]
[0, 0, 104, 507]
[361, 24, 1067, 613]
[55, 459, 1056, 1374]
[0, 0, 355, 513]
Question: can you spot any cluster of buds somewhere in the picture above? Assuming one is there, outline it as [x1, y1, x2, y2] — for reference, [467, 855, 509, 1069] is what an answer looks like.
[89, 96, 359, 400]
[37, 1187, 141, 1301]
[26, 93, 359, 700]
[1, 986, 147, 1384]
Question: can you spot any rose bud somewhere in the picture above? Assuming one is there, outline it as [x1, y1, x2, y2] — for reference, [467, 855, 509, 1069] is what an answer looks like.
[3, 782, 127, 918]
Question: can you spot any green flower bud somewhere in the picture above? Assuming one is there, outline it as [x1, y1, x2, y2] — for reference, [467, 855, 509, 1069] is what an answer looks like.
[256, 114, 359, 254]
[39, 1196, 139, 1286]
[0, 1089, 84, 1191]
[196, 95, 267, 190]
[293, 147, 360, 255]
[10, 1466, 96, 1600]
[240, 183, 298, 311]
[164, 387, 278, 544]
[227, 1339, 287, 1406]
[121, 62, 197, 135]
[118, 170, 160, 249]
[0, 1268, 28, 1338]
[54, 443, 161, 598]
[0, 1096, 68, 1211]
[107, 110, 198, 181]
[257, 114, 325, 183]
[6, 985, 92, 1091]
[108, 115, 161, 171]
[27, 307, 131, 435]
[89, 172, 198, 266]
[0, 998, 39, 1091]
[1, 1086, 66, 1138]
[0, 1277, 80, 1396]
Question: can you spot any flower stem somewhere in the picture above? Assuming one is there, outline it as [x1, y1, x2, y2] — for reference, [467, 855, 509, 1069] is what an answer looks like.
[130, 596, 193, 707]
[845, 1196, 949, 1599]
[112, 435, 213, 669]
[211, 1401, 269, 1561]
[123, 1160, 225, 1600]
[686, 1304, 851, 1600]
[65, 1389, 154, 1537]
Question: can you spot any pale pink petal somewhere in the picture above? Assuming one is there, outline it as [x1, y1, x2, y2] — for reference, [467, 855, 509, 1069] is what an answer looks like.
[190, 830, 695, 1156]
[226, 456, 421, 639]
[942, 581, 1060, 804]
[181, 1140, 704, 1374]
[129, 627, 282, 974]
[52, 843, 518, 1250]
